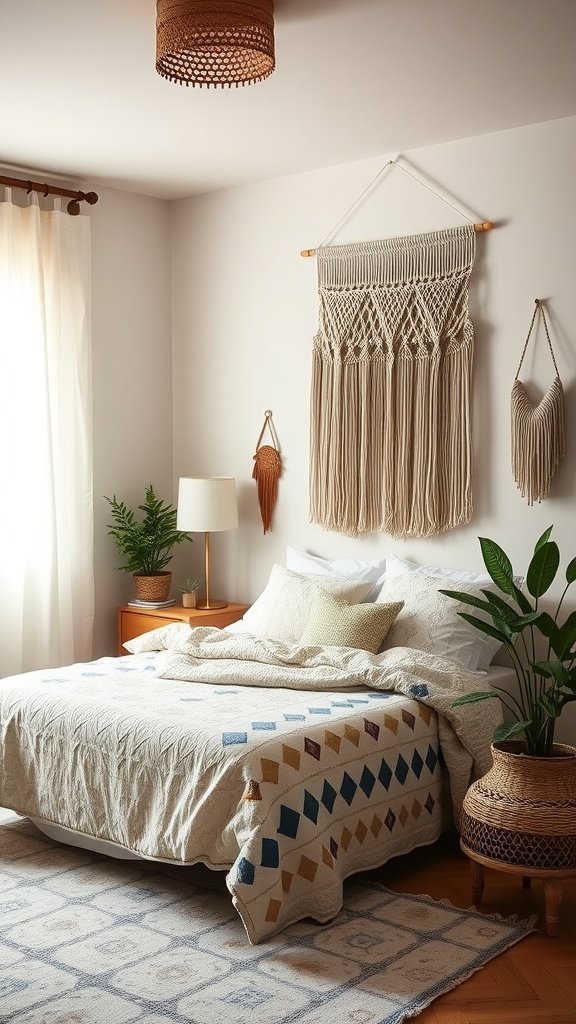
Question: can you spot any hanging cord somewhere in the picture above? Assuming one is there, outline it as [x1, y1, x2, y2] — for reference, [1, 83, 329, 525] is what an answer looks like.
[254, 409, 280, 452]
[515, 299, 560, 380]
[301, 157, 492, 256]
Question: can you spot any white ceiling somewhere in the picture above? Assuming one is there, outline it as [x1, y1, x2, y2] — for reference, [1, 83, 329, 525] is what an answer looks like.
[1, 0, 575, 201]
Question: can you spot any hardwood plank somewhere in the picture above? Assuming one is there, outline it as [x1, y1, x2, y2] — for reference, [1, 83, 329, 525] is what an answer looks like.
[360, 831, 576, 1024]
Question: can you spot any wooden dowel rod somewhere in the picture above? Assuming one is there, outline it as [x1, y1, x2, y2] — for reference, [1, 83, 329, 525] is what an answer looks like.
[0, 174, 98, 216]
[300, 220, 494, 257]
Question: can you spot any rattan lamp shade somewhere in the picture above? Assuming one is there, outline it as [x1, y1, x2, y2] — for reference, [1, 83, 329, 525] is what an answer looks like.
[156, 0, 275, 88]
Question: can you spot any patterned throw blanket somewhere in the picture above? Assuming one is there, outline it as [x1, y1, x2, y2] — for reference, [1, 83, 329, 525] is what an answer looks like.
[1, 628, 500, 943]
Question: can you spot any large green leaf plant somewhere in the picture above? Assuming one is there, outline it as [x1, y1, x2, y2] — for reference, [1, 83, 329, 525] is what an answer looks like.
[440, 527, 576, 757]
[104, 485, 192, 575]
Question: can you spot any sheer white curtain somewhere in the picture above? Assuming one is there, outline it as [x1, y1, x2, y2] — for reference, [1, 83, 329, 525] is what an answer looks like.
[0, 191, 93, 677]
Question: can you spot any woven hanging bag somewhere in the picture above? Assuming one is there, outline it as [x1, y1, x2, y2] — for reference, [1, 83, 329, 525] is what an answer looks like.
[252, 412, 281, 533]
[511, 300, 565, 505]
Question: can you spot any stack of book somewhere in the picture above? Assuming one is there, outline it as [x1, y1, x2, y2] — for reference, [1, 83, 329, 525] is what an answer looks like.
[126, 598, 176, 610]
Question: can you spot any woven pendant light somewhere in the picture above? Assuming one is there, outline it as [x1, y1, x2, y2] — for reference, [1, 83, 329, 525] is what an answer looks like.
[156, 0, 275, 88]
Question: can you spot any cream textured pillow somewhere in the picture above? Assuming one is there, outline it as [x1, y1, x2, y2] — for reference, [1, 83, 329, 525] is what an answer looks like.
[286, 547, 387, 601]
[234, 564, 373, 643]
[376, 573, 505, 672]
[300, 592, 404, 654]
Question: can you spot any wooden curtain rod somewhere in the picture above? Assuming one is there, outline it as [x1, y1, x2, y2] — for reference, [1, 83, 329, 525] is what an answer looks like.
[301, 221, 493, 258]
[0, 174, 98, 216]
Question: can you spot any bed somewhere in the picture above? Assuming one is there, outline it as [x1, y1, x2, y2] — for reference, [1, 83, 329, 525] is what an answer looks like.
[0, 555, 510, 944]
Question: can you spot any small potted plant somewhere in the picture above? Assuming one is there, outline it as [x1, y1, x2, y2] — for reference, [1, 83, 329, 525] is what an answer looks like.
[104, 484, 192, 603]
[179, 578, 200, 608]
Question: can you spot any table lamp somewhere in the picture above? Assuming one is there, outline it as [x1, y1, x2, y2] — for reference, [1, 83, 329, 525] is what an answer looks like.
[176, 477, 238, 609]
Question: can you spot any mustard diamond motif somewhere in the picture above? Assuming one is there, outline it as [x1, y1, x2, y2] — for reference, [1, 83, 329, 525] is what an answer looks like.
[371, 814, 383, 838]
[418, 704, 433, 726]
[261, 759, 279, 784]
[399, 805, 409, 827]
[411, 799, 422, 819]
[324, 730, 342, 753]
[384, 715, 399, 734]
[341, 827, 352, 851]
[265, 898, 282, 922]
[344, 724, 360, 746]
[322, 846, 334, 869]
[297, 855, 318, 882]
[282, 745, 301, 771]
[244, 780, 262, 801]
[355, 820, 368, 844]
[281, 870, 293, 893]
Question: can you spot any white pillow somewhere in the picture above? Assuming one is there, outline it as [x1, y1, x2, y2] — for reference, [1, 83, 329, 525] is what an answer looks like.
[286, 547, 387, 601]
[376, 573, 505, 673]
[231, 564, 373, 643]
[385, 553, 492, 584]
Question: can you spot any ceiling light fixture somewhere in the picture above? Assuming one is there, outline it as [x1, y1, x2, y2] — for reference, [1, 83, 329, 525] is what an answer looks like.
[156, 0, 275, 89]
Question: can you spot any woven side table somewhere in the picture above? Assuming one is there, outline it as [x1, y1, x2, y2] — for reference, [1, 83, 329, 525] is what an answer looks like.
[459, 740, 576, 936]
[461, 843, 576, 936]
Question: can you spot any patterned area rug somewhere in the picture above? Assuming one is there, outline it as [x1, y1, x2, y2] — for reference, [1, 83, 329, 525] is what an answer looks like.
[0, 818, 536, 1024]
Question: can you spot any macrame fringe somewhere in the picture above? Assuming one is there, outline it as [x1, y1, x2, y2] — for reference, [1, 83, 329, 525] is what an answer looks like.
[511, 376, 565, 505]
[253, 444, 281, 533]
[310, 225, 475, 538]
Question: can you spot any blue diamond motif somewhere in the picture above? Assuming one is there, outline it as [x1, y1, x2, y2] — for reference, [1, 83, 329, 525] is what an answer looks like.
[321, 780, 337, 813]
[251, 721, 276, 731]
[411, 749, 424, 779]
[425, 744, 439, 774]
[359, 766, 376, 797]
[277, 805, 300, 839]
[222, 732, 248, 746]
[308, 707, 331, 715]
[284, 714, 306, 721]
[409, 683, 430, 698]
[261, 838, 279, 868]
[378, 758, 392, 790]
[340, 772, 357, 806]
[303, 790, 320, 823]
[236, 857, 255, 885]
[395, 755, 409, 785]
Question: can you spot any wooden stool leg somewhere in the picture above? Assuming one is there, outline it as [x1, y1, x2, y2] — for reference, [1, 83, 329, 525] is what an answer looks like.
[471, 860, 485, 905]
[522, 875, 532, 889]
[543, 879, 563, 936]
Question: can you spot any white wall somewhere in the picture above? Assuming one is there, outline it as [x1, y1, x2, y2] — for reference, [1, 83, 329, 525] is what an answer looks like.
[171, 115, 576, 742]
[91, 185, 172, 657]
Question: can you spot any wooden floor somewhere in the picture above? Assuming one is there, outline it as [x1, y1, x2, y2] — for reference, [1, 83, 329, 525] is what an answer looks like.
[365, 832, 576, 1023]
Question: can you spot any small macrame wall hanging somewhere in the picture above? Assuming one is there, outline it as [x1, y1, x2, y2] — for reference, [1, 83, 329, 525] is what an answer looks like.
[511, 299, 565, 504]
[252, 410, 281, 533]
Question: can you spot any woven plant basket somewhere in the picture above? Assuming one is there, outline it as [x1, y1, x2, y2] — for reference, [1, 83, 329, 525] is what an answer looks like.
[133, 571, 172, 603]
[460, 741, 576, 871]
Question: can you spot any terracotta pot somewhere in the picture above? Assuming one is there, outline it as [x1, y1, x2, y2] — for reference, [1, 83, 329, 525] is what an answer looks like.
[460, 740, 576, 871]
[181, 591, 197, 608]
[133, 571, 172, 603]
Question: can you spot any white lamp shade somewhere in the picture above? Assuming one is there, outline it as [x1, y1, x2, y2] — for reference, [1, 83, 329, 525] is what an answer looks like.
[177, 477, 238, 533]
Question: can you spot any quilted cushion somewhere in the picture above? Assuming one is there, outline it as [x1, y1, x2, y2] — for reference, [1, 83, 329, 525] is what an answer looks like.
[232, 564, 373, 643]
[376, 573, 506, 672]
[300, 592, 404, 653]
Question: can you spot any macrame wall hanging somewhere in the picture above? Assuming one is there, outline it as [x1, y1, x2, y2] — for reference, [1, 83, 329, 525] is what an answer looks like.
[253, 410, 281, 533]
[305, 159, 491, 539]
[511, 299, 565, 504]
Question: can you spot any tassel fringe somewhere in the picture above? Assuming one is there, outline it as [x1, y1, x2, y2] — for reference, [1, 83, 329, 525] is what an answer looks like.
[511, 376, 565, 504]
[253, 445, 282, 533]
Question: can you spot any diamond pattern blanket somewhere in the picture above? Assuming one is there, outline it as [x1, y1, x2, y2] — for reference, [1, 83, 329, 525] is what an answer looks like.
[0, 628, 500, 943]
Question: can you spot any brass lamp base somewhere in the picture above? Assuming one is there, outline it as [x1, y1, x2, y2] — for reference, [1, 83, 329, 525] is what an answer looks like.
[196, 599, 228, 610]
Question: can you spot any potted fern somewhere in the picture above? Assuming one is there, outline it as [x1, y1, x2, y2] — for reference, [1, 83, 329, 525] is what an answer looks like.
[105, 484, 192, 603]
[440, 526, 576, 884]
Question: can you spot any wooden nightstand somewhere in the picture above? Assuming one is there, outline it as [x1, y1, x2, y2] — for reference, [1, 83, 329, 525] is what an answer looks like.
[117, 602, 249, 655]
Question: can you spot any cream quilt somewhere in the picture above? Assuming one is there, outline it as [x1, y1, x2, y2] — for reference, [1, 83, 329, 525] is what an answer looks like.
[0, 627, 500, 943]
